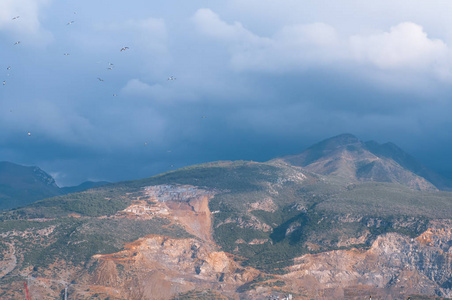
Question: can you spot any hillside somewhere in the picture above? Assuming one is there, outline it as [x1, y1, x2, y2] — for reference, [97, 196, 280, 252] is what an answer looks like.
[276, 133, 449, 191]
[0, 162, 62, 210]
[0, 161, 109, 210]
[1, 138, 452, 299]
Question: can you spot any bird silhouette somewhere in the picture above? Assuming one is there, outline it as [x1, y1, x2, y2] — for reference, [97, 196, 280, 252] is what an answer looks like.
[120, 47, 129, 52]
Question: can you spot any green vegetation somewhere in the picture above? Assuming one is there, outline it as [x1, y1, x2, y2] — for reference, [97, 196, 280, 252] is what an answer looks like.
[319, 182, 452, 218]
[236, 274, 281, 292]
[173, 289, 230, 300]
[128, 161, 281, 192]
[2, 217, 191, 271]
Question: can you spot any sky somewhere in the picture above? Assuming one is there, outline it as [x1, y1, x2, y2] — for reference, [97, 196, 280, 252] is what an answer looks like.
[2, 0, 452, 186]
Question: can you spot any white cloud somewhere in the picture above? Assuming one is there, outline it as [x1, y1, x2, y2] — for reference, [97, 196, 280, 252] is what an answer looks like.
[121, 78, 197, 102]
[192, 9, 342, 71]
[193, 9, 452, 82]
[350, 22, 448, 70]
[122, 79, 161, 98]
[192, 8, 262, 42]
[0, 0, 53, 46]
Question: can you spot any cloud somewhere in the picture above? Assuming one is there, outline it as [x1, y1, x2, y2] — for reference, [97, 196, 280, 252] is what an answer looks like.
[121, 78, 198, 103]
[192, 8, 262, 42]
[84, 17, 168, 55]
[0, 99, 95, 145]
[350, 22, 449, 70]
[192, 9, 342, 71]
[193, 10, 452, 82]
[0, 0, 53, 46]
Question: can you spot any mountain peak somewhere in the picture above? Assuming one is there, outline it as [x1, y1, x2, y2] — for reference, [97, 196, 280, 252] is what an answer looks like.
[277, 134, 444, 191]
[310, 133, 360, 149]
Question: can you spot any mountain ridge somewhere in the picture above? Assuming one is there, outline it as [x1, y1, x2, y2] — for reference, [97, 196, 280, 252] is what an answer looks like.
[275, 133, 449, 191]
[0, 161, 109, 210]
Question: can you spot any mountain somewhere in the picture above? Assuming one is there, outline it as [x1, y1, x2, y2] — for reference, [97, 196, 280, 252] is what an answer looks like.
[0, 161, 110, 210]
[0, 161, 62, 210]
[275, 133, 449, 191]
[60, 181, 111, 194]
[1, 137, 452, 299]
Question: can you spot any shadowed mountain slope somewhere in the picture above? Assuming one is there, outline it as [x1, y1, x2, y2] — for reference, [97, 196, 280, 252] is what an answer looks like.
[0, 161, 109, 210]
[0, 161, 62, 210]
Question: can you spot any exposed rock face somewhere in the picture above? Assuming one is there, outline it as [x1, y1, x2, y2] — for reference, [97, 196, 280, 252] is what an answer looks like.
[84, 235, 259, 300]
[118, 185, 217, 241]
[283, 220, 452, 299]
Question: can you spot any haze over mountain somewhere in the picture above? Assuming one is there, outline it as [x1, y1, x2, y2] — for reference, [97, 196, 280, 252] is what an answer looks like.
[0, 161, 109, 210]
[277, 133, 451, 191]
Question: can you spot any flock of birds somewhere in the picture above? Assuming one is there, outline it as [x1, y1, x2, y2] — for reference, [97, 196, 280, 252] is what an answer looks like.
[2, 13, 184, 141]
[1, 11, 213, 173]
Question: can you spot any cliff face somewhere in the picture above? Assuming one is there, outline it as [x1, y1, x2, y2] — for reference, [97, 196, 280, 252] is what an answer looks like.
[284, 220, 452, 299]
[85, 235, 258, 300]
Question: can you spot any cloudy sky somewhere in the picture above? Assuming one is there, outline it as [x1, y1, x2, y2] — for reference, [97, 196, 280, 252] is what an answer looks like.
[2, 0, 452, 186]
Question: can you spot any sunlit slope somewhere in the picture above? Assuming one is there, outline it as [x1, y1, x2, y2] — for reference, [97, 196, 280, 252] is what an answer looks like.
[276, 133, 450, 191]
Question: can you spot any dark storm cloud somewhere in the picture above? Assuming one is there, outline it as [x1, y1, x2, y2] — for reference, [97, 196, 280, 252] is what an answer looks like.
[2, 0, 452, 185]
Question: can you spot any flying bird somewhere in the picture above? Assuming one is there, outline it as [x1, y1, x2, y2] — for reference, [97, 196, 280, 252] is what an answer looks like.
[7, 66, 11, 70]
[14, 41, 20, 45]
[113, 94, 117, 96]
[120, 47, 129, 52]
[66, 21, 75, 25]
[2, 81, 5, 86]
[97, 77, 104, 82]
[27, 132, 31, 136]
[63, 53, 70, 56]
[12, 16, 20, 20]
[167, 76, 176, 81]
[107, 67, 113, 70]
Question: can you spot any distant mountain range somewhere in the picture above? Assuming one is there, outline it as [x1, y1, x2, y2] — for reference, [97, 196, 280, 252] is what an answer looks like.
[1, 134, 450, 210]
[0, 161, 109, 210]
[275, 133, 452, 191]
